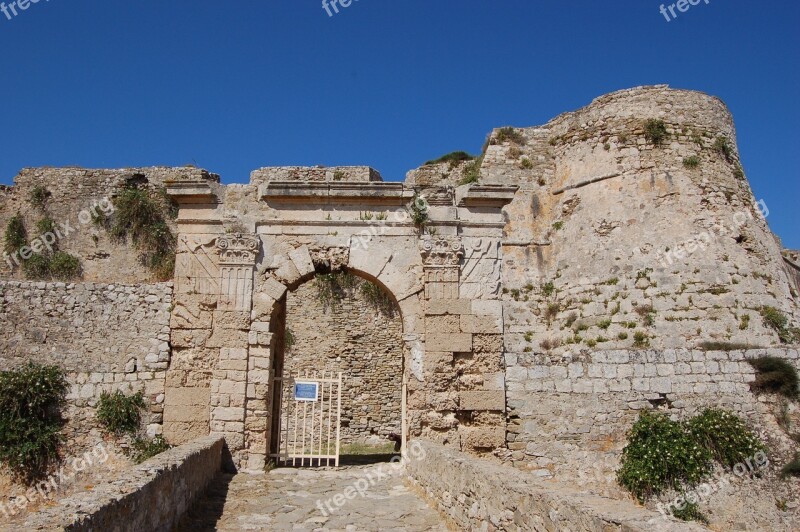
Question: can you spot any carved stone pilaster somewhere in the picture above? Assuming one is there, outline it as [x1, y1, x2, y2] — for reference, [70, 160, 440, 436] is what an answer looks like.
[217, 234, 260, 266]
[420, 237, 464, 299]
[216, 234, 260, 311]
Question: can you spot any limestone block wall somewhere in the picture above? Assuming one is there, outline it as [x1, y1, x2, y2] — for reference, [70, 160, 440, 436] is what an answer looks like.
[504, 347, 800, 491]
[486, 86, 798, 356]
[0, 280, 172, 452]
[0, 166, 218, 283]
[468, 85, 800, 483]
[284, 279, 403, 444]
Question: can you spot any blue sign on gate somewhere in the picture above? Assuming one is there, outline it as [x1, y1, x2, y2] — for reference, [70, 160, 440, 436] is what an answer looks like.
[294, 381, 319, 402]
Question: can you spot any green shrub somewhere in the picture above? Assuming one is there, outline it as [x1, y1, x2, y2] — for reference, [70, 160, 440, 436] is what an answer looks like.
[618, 409, 766, 503]
[781, 453, 800, 479]
[747, 356, 799, 400]
[714, 136, 733, 162]
[698, 341, 756, 351]
[618, 332, 629, 340]
[682, 156, 701, 169]
[644, 119, 668, 146]
[519, 157, 534, 169]
[35, 217, 56, 236]
[0, 363, 67, 481]
[459, 157, 483, 185]
[671, 501, 709, 524]
[21, 251, 82, 281]
[22, 253, 52, 279]
[408, 194, 429, 227]
[111, 187, 176, 281]
[633, 331, 650, 348]
[494, 127, 526, 145]
[96, 391, 146, 435]
[29, 186, 50, 208]
[284, 328, 295, 350]
[129, 435, 172, 464]
[4, 214, 27, 254]
[541, 282, 555, 298]
[686, 408, 765, 468]
[617, 411, 712, 502]
[760, 306, 797, 344]
[424, 151, 475, 166]
[552, 221, 564, 231]
[48, 252, 82, 279]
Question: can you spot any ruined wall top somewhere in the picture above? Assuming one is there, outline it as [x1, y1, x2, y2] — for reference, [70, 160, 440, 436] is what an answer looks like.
[249, 166, 383, 185]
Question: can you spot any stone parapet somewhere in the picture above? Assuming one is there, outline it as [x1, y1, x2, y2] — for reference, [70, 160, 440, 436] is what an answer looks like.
[20, 435, 225, 531]
[406, 440, 705, 531]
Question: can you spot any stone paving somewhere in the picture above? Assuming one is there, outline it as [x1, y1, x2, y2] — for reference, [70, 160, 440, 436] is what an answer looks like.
[176, 462, 450, 531]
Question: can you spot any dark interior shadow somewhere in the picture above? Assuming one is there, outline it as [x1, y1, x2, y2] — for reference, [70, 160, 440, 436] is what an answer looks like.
[172, 472, 234, 532]
[337, 453, 400, 466]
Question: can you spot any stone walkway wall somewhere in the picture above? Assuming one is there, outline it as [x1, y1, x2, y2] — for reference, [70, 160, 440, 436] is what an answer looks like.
[407, 440, 706, 531]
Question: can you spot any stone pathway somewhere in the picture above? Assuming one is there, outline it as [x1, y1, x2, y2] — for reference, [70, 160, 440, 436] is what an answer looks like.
[176, 462, 449, 531]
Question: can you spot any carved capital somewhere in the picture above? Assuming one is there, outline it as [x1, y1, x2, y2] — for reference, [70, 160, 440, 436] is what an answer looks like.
[420, 237, 464, 267]
[217, 233, 260, 266]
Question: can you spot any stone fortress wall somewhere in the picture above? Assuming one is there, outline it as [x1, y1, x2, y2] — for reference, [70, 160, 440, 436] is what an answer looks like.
[466, 85, 800, 486]
[0, 280, 172, 455]
[0, 166, 219, 283]
[0, 85, 797, 492]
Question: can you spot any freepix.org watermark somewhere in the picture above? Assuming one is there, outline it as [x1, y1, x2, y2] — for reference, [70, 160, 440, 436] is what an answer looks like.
[655, 450, 768, 520]
[1, 0, 51, 22]
[655, 199, 769, 269]
[322, 0, 359, 18]
[0, 442, 110, 518]
[2, 197, 114, 271]
[315, 440, 427, 517]
[659, 0, 711, 22]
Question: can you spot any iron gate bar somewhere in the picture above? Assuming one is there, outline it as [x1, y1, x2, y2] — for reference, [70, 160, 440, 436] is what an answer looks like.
[270, 372, 342, 467]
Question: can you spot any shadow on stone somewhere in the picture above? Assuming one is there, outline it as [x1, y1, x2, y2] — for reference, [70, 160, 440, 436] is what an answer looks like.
[338, 453, 399, 466]
[174, 472, 234, 532]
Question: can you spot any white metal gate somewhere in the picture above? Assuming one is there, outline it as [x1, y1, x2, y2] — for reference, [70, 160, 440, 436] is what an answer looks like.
[270, 371, 343, 467]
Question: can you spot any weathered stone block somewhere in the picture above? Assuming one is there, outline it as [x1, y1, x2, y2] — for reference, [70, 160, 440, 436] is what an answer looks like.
[460, 425, 506, 451]
[426, 315, 462, 333]
[427, 333, 472, 353]
[460, 314, 502, 334]
[425, 299, 472, 316]
[213, 311, 251, 330]
[460, 390, 505, 411]
[288, 245, 315, 277]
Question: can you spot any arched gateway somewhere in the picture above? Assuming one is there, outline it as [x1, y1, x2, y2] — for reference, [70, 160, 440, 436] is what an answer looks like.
[162, 169, 516, 471]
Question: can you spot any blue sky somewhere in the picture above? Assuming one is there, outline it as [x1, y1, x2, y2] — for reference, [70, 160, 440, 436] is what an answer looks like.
[0, 1, 797, 246]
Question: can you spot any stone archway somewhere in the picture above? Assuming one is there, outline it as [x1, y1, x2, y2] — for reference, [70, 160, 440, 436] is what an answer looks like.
[266, 269, 407, 465]
[163, 174, 517, 472]
[238, 243, 424, 472]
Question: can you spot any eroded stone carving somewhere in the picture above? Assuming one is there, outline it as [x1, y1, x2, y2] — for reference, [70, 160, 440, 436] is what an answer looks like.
[420, 237, 464, 266]
[217, 234, 260, 265]
[217, 234, 260, 311]
[420, 237, 464, 300]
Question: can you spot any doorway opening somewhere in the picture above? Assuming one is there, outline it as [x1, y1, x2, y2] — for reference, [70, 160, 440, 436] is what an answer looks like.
[269, 270, 405, 466]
